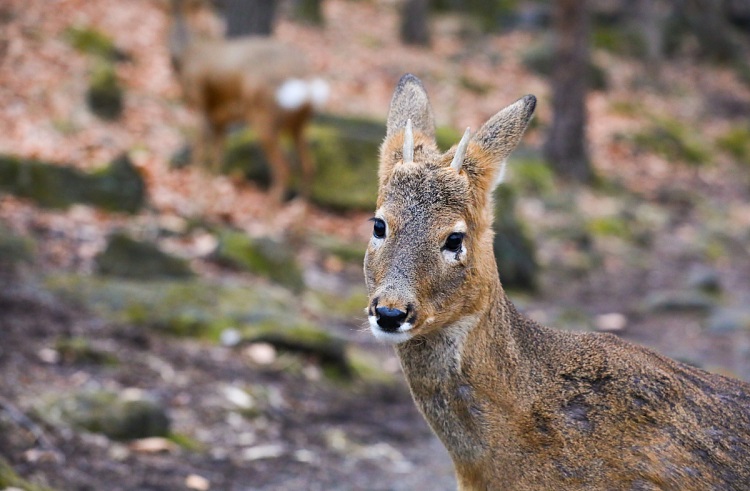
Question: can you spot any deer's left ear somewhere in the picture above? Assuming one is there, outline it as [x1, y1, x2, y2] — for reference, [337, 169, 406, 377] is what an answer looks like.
[466, 95, 536, 189]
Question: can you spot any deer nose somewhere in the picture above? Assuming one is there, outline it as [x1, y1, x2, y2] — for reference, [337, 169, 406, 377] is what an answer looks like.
[375, 306, 408, 332]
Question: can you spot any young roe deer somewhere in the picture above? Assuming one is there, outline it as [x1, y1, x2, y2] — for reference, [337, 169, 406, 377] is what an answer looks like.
[167, 0, 328, 202]
[364, 74, 750, 490]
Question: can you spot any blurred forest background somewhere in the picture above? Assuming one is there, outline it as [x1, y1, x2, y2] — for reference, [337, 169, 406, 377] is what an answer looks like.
[1, 0, 750, 489]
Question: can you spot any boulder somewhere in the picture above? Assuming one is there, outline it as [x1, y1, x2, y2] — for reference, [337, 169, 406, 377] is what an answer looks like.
[95, 233, 193, 280]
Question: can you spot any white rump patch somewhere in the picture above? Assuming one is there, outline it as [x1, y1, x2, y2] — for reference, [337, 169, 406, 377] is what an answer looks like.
[276, 78, 330, 110]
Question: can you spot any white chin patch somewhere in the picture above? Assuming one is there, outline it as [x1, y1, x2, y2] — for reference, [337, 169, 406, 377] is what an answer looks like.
[368, 316, 414, 344]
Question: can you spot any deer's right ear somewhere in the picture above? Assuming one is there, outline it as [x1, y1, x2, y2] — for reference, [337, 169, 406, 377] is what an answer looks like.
[386, 74, 435, 139]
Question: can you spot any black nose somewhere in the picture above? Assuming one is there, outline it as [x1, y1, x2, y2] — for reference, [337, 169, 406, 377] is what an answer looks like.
[375, 306, 408, 332]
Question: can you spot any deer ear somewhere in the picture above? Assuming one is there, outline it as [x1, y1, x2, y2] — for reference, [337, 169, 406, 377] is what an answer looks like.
[386, 74, 435, 139]
[471, 95, 536, 187]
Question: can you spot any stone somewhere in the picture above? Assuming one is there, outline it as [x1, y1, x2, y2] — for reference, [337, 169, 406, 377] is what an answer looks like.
[96, 233, 193, 280]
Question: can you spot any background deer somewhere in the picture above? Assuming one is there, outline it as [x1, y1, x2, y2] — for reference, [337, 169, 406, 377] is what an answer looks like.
[166, 0, 328, 202]
[364, 74, 750, 490]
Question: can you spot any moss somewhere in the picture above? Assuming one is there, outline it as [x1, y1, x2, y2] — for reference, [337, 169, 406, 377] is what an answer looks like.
[86, 60, 123, 120]
[0, 456, 54, 491]
[168, 432, 205, 452]
[435, 125, 462, 152]
[309, 234, 366, 265]
[458, 75, 492, 95]
[592, 25, 647, 58]
[95, 232, 193, 280]
[245, 321, 351, 379]
[64, 25, 121, 61]
[46, 391, 170, 441]
[0, 154, 145, 212]
[716, 126, 750, 163]
[586, 215, 631, 239]
[631, 117, 709, 166]
[214, 230, 304, 292]
[0, 225, 35, 270]
[55, 336, 118, 365]
[509, 156, 555, 195]
[303, 288, 369, 320]
[308, 124, 380, 211]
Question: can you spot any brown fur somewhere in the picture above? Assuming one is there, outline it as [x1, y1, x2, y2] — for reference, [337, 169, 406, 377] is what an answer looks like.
[167, 0, 319, 202]
[364, 74, 750, 490]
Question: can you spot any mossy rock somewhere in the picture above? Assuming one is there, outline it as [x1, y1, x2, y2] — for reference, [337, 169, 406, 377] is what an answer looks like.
[46, 390, 170, 441]
[0, 153, 145, 212]
[95, 233, 193, 280]
[214, 230, 304, 292]
[0, 225, 35, 270]
[55, 336, 119, 365]
[0, 455, 53, 491]
[245, 321, 351, 378]
[86, 61, 123, 120]
[309, 234, 367, 265]
[493, 186, 537, 291]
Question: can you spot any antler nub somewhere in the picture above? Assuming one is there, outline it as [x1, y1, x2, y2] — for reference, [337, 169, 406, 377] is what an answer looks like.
[450, 127, 471, 172]
[403, 119, 414, 163]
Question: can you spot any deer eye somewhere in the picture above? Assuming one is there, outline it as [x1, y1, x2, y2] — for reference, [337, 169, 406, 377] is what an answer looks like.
[444, 233, 464, 253]
[372, 218, 386, 239]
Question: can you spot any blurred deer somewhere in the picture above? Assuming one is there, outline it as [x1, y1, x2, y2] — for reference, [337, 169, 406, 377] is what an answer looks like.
[166, 0, 328, 202]
[364, 74, 750, 490]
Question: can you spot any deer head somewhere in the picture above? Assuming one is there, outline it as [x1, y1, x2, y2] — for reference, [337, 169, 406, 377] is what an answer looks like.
[364, 74, 536, 344]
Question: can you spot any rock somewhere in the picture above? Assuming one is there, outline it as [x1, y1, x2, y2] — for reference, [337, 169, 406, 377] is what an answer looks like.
[643, 290, 716, 313]
[686, 265, 722, 294]
[214, 230, 304, 292]
[86, 60, 123, 120]
[493, 186, 538, 291]
[0, 225, 34, 272]
[0, 153, 145, 213]
[705, 308, 750, 333]
[593, 313, 628, 332]
[96, 233, 193, 280]
[46, 389, 170, 441]
[55, 336, 118, 365]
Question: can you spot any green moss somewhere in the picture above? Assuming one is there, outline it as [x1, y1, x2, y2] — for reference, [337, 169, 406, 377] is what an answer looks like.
[593, 25, 647, 58]
[308, 123, 380, 211]
[0, 154, 144, 212]
[95, 233, 193, 280]
[64, 26, 120, 61]
[586, 215, 631, 239]
[55, 336, 118, 365]
[0, 456, 54, 491]
[716, 126, 750, 163]
[0, 225, 35, 269]
[435, 125, 462, 152]
[168, 432, 205, 452]
[509, 156, 555, 195]
[47, 391, 170, 441]
[631, 117, 709, 166]
[215, 230, 304, 292]
[86, 61, 123, 120]
[458, 75, 492, 95]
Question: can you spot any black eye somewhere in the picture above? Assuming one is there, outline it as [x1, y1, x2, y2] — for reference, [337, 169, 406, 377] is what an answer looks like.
[444, 233, 464, 253]
[372, 218, 386, 239]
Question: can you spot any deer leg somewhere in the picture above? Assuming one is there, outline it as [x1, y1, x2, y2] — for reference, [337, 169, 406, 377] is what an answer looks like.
[258, 131, 291, 204]
[291, 114, 315, 200]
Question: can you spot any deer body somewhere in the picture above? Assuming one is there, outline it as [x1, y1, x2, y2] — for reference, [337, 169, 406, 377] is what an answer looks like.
[364, 74, 750, 490]
[168, 0, 327, 202]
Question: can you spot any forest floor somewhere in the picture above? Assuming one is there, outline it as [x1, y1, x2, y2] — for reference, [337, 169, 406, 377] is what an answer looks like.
[1, 0, 750, 490]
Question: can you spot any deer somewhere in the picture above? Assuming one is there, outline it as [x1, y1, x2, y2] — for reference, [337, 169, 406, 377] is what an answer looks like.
[364, 74, 750, 490]
[166, 0, 328, 202]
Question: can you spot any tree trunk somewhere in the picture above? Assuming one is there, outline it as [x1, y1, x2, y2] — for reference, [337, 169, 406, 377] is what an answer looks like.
[400, 0, 431, 46]
[224, 0, 277, 37]
[544, 0, 592, 182]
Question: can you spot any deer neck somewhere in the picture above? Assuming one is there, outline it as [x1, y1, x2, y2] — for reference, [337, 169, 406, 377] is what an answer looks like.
[395, 263, 525, 461]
